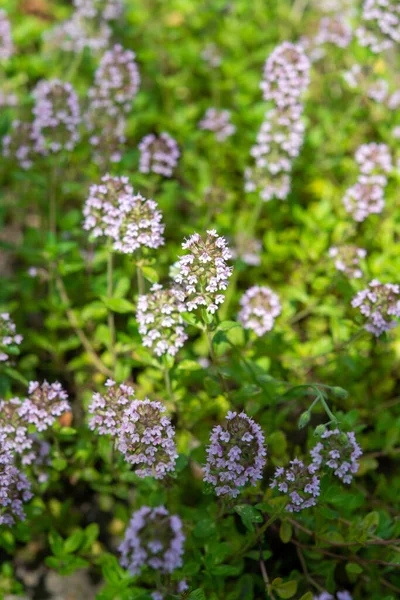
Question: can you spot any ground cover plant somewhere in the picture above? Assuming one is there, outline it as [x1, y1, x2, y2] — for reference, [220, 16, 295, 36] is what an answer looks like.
[0, 0, 400, 598]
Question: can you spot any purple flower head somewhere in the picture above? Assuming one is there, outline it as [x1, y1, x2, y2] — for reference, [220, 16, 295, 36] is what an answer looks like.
[0, 312, 23, 364]
[238, 285, 281, 336]
[89, 381, 177, 479]
[204, 411, 267, 498]
[356, 0, 400, 54]
[0, 446, 33, 527]
[270, 458, 320, 512]
[310, 428, 362, 484]
[355, 143, 392, 176]
[199, 108, 236, 142]
[119, 506, 185, 576]
[245, 104, 306, 202]
[201, 43, 222, 68]
[136, 284, 188, 357]
[94, 44, 140, 112]
[315, 17, 353, 48]
[73, 0, 123, 21]
[328, 245, 367, 279]
[85, 95, 126, 165]
[231, 233, 262, 266]
[138, 133, 180, 177]
[2, 120, 43, 170]
[18, 381, 71, 433]
[32, 79, 81, 153]
[83, 174, 165, 253]
[0, 10, 13, 60]
[175, 229, 233, 314]
[313, 592, 352, 600]
[343, 175, 386, 222]
[45, 11, 112, 53]
[260, 42, 310, 108]
[0, 398, 32, 458]
[351, 279, 400, 336]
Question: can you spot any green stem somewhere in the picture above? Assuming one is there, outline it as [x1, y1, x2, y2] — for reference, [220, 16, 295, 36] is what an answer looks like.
[137, 263, 145, 296]
[49, 162, 58, 239]
[164, 367, 173, 401]
[107, 248, 116, 371]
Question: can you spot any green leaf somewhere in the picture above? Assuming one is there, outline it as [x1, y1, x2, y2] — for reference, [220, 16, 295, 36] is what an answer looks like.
[49, 531, 64, 557]
[272, 579, 298, 599]
[141, 266, 159, 283]
[101, 297, 135, 313]
[193, 518, 216, 538]
[234, 505, 263, 532]
[345, 562, 363, 576]
[299, 594, 313, 600]
[218, 320, 241, 331]
[210, 564, 242, 576]
[362, 511, 380, 535]
[177, 359, 202, 371]
[188, 590, 206, 600]
[279, 521, 292, 544]
[64, 529, 84, 554]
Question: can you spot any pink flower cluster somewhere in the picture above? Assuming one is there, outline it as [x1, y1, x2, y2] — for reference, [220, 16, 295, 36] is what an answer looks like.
[343, 143, 392, 222]
[85, 44, 140, 163]
[314, 592, 352, 600]
[0, 444, 33, 527]
[32, 79, 81, 153]
[18, 381, 71, 433]
[315, 17, 353, 48]
[138, 133, 180, 177]
[93, 44, 140, 112]
[199, 108, 236, 142]
[136, 284, 188, 357]
[0, 313, 23, 364]
[246, 43, 310, 202]
[203, 411, 266, 498]
[175, 230, 233, 314]
[0, 380, 70, 526]
[0, 9, 13, 60]
[328, 246, 367, 279]
[88, 380, 178, 479]
[45, 0, 122, 53]
[356, 0, 400, 54]
[310, 428, 362, 484]
[351, 279, 400, 336]
[270, 458, 321, 512]
[2, 121, 40, 170]
[231, 234, 262, 266]
[238, 285, 281, 336]
[260, 42, 310, 108]
[83, 174, 165, 254]
[119, 506, 185, 575]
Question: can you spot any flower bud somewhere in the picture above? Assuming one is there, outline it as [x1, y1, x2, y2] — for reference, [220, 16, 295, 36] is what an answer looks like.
[298, 411, 311, 429]
[331, 387, 349, 399]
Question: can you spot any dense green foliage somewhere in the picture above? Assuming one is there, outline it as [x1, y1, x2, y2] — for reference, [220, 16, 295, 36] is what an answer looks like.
[0, 1, 400, 599]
